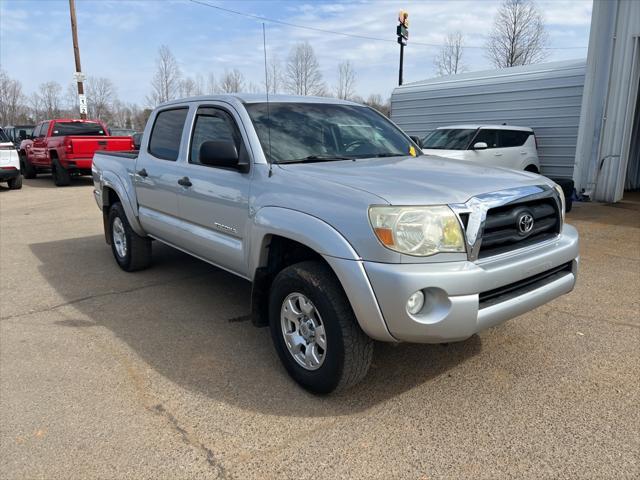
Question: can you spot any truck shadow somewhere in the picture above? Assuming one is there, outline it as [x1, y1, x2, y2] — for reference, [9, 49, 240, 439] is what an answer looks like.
[23, 176, 94, 188]
[29, 235, 481, 416]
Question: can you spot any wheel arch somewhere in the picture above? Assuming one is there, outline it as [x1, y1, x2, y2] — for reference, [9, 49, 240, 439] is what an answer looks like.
[100, 177, 146, 241]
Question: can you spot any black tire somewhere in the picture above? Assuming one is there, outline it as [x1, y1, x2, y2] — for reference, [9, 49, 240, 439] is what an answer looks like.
[7, 174, 22, 190]
[269, 261, 373, 394]
[52, 158, 71, 186]
[524, 165, 539, 173]
[108, 202, 152, 272]
[20, 154, 36, 179]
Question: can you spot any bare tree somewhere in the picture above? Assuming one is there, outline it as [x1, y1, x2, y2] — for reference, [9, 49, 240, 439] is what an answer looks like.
[285, 42, 326, 96]
[486, 0, 548, 68]
[148, 45, 182, 106]
[265, 55, 282, 94]
[335, 61, 356, 100]
[206, 72, 218, 94]
[362, 94, 390, 117]
[64, 82, 79, 114]
[434, 32, 467, 76]
[85, 76, 116, 121]
[38, 81, 63, 118]
[0, 70, 27, 124]
[218, 69, 245, 93]
[179, 77, 201, 98]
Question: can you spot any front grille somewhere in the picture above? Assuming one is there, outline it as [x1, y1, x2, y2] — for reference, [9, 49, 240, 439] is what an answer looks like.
[479, 261, 573, 308]
[478, 198, 560, 258]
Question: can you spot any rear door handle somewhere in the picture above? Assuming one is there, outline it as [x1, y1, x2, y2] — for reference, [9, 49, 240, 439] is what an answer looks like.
[494, 153, 503, 156]
[178, 176, 192, 187]
[137, 168, 148, 177]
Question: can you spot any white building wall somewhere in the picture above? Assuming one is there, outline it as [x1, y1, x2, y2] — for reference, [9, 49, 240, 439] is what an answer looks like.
[575, 0, 640, 201]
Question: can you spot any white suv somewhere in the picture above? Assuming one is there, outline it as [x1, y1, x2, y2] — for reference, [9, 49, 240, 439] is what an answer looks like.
[420, 125, 541, 173]
[0, 128, 22, 190]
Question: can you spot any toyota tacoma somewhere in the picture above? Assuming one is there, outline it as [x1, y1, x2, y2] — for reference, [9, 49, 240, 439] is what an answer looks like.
[92, 95, 579, 393]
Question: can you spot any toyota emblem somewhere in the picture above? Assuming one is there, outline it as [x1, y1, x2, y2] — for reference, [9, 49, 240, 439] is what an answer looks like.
[517, 212, 534, 235]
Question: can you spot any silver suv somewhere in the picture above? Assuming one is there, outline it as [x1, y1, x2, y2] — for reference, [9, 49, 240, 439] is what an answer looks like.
[92, 95, 579, 393]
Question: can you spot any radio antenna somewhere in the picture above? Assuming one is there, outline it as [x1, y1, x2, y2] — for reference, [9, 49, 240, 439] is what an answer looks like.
[262, 23, 273, 177]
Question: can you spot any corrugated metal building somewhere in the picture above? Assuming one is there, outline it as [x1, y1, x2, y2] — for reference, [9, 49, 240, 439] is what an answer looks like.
[391, 0, 640, 202]
[391, 60, 586, 180]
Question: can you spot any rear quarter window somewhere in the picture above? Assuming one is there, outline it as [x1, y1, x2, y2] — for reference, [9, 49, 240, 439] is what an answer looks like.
[148, 108, 189, 161]
[500, 130, 531, 148]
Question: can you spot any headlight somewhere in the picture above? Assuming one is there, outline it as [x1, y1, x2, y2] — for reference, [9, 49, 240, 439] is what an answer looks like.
[553, 184, 566, 222]
[369, 205, 465, 256]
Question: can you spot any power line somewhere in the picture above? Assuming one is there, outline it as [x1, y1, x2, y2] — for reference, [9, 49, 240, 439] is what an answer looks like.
[187, 0, 588, 50]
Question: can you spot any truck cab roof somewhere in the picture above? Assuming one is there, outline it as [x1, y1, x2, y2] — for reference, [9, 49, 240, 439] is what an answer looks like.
[436, 124, 534, 132]
[159, 93, 360, 108]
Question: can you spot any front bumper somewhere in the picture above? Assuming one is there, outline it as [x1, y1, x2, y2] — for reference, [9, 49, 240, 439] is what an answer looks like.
[332, 224, 579, 344]
[0, 167, 20, 181]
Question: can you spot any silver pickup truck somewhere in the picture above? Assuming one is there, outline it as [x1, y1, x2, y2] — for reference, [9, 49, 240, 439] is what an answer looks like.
[92, 94, 579, 393]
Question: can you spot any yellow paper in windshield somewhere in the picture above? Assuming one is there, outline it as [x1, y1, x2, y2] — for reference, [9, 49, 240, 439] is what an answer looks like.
[409, 145, 416, 157]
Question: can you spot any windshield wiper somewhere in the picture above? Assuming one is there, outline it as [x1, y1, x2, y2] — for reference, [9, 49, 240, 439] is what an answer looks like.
[278, 155, 355, 164]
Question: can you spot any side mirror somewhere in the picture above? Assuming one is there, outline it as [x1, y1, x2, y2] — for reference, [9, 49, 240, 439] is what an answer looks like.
[132, 133, 141, 150]
[200, 140, 248, 172]
[472, 142, 488, 150]
[19, 130, 27, 140]
[409, 135, 423, 149]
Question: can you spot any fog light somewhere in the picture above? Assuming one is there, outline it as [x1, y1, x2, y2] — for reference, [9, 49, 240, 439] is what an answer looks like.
[406, 290, 425, 315]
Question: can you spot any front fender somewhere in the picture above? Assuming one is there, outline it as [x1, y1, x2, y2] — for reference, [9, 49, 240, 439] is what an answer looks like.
[250, 207, 360, 273]
[100, 171, 146, 237]
[249, 207, 397, 342]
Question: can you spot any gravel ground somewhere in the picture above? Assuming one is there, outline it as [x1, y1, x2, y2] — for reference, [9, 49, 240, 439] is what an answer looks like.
[1, 177, 638, 479]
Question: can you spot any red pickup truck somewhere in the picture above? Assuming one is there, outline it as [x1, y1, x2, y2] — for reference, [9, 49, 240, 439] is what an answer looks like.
[19, 119, 135, 186]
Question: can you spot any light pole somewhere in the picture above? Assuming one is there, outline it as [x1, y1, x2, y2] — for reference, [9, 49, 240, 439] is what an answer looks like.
[397, 10, 409, 86]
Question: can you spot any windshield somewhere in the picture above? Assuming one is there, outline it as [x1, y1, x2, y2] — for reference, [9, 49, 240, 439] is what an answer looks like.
[0, 128, 10, 143]
[52, 122, 106, 137]
[422, 129, 476, 150]
[246, 102, 416, 164]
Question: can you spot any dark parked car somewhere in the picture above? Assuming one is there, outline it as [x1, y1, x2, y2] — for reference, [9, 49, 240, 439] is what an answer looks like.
[3, 125, 35, 148]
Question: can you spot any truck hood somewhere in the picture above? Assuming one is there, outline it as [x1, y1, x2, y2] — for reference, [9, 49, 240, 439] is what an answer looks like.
[279, 155, 544, 205]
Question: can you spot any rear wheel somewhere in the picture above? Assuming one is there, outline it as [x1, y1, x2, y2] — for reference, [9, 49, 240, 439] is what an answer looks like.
[20, 154, 36, 179]
[52, 158, 71, 186]
[108, 202, 152, 272]
[269, 261, 373, 394]
[7, 174, 22, 190]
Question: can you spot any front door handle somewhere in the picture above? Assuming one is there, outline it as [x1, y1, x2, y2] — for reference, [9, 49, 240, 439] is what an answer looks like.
[178, 176, 192, 187]
[137, 168, 148, 177]
[494, 153, 503, 156]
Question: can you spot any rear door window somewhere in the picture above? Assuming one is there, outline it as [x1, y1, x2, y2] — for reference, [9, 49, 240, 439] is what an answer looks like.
[499, 130, 531, 148]
[473, 129, 498, 149]
[148, 108, 189, 161]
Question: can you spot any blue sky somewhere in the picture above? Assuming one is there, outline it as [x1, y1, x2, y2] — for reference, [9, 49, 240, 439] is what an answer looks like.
[1, 0, 592, 106]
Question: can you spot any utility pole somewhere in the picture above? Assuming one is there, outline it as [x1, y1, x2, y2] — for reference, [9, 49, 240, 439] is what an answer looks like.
[397, 10, 409, 86]
[68, 0, 87, 119]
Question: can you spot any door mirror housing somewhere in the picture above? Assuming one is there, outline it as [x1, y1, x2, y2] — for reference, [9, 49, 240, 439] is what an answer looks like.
[409, 135, 423, 149]
[19, 130, 27, 141]
[199, 140, 248, 172]
[472, 141, 488, 150]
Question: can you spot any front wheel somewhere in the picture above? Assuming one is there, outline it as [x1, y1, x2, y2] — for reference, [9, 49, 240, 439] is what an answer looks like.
[20, 154, 36, 179]
[7, 174, 22, 190]
[269, 261, 373, 394]
[108, 202, 152, 272]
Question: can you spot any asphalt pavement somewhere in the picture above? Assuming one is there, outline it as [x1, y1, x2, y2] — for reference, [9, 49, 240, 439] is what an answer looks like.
[1, 177, 638, 479]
